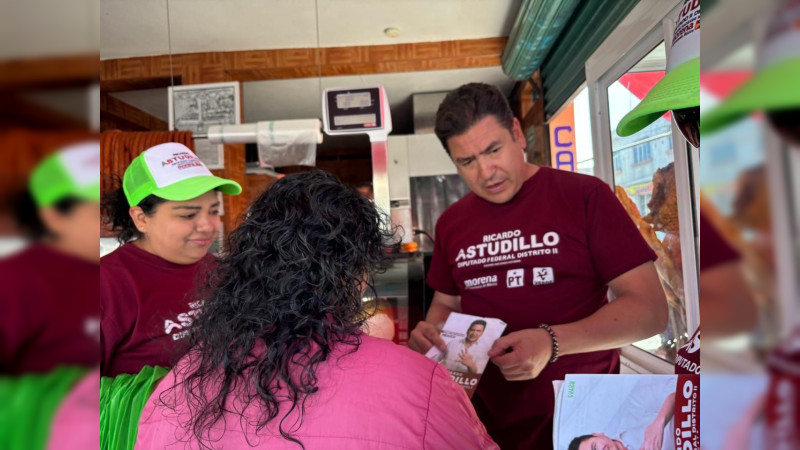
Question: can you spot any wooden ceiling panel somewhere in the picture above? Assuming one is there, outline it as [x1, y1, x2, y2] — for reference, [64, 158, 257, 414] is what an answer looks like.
[0, 54, 98, 91]
[101, 37, 508, 91]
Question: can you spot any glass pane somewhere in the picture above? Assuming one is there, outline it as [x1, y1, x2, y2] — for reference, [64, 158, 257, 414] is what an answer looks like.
[607, 42, 688, 363]
[699, 42, 781, 351]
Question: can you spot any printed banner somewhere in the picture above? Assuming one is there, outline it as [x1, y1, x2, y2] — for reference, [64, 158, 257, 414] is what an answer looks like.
[674, 374, 700, 450]
[549, 103, 577, 173]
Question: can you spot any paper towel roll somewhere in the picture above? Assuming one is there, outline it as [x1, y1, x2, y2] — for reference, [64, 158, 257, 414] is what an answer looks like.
[257, 119, 321, 167]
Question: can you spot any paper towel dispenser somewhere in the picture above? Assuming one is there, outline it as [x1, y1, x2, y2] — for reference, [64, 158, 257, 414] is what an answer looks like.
[207, 120, 323, 167]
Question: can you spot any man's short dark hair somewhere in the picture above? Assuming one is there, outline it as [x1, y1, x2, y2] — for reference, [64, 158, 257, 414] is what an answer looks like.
[568, 434, 594, 450]
[468, 319, 487, 331]
[434, 82, 515, 155]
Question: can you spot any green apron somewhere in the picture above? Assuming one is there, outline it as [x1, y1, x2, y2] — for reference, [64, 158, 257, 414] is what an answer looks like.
[100, 365, 169, 450]
[0, 366, 89, 450]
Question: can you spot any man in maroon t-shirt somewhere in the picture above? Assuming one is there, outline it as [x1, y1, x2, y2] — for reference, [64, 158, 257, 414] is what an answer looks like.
[408, 83, 668, 448]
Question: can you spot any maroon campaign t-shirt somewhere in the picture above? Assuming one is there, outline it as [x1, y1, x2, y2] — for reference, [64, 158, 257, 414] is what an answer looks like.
[427, 166, 656, 449]
[0, 243, 99, 374]
[100, 243, 215, 377]
[699, 213, 739, 272]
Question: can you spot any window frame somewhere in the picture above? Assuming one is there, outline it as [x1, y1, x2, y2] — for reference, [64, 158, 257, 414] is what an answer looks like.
[583, 0, 694, 373]
[702, 0, 798, 342]
[765, 130, 800, 337]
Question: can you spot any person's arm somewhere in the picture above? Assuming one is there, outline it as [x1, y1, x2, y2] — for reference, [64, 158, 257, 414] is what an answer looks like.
[698, 212, 757, 338]
[488, 261, 667, 381]
[640, 393, 675, 450]
[408, 291, 461, 353]
[422, 363, 499, 449]
[700, 261, 757, 338]
[99, 266, 137, 375]
[721, 392, 766, 450]
[0, 288, 22, 370]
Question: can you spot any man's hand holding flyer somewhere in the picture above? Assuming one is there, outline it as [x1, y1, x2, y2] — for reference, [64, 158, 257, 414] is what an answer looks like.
[425, 312, 507, 398]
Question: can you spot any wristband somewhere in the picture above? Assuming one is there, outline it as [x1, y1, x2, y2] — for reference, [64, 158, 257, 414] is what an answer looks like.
[538, 324, 559, 363]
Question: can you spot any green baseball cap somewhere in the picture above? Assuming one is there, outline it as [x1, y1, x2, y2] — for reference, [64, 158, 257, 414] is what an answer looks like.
[29, 141, 101, 207]
[616, 0, 700, 137]
[701, 0, 800, 134]
[123, 142, 242, 207]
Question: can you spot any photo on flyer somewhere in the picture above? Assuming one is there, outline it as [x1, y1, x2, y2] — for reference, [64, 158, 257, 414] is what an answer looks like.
[552, 374, 678, 450]
[425, 312, 506, 398]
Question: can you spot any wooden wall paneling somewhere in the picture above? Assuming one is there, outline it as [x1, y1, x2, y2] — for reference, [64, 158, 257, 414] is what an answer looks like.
[0, 54, 99, 91]
[101, 55, 178, 91]
[101, 38, 508, 91]
[245, 174, 278, 206]
[210, 143, 247, 238]
[101, 76, 177, 93]
[0, 95, 88, 130]
[0, 129, 95, 193]
[315, 158, 372, 186]
[517, 71, 549, 167]
[100, 93, 168, 131]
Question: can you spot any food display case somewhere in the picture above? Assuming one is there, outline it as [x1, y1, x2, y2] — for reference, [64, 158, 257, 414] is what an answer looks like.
[366, 253, 427, 346]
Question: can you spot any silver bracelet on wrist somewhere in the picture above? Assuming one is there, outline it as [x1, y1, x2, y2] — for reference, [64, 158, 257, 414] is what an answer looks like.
[538, 323, 559, 363]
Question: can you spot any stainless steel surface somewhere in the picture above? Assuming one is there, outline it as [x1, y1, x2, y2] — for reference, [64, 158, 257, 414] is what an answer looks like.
[370, 258, 411, 299]
[410, 175, 470, 252]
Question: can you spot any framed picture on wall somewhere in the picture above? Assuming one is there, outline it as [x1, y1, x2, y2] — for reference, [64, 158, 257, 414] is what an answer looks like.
[168, 81, 240, 138]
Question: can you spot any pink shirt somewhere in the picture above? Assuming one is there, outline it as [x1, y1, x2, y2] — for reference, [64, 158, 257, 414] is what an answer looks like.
[47, 368, 100, 450]
[136, 334, 498, 449]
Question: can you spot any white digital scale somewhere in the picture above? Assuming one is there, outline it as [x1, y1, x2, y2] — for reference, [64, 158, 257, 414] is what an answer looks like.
[322, 86, 393, 218]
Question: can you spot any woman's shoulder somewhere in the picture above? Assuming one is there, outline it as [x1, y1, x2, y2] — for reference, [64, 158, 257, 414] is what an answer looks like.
[100, 243, 135, 265]
[339, 335, 440, 384]
[357, 335, 437, 364]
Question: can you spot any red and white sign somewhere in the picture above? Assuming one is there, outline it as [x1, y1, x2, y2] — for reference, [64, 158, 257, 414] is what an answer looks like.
[674, 374, 700, 450]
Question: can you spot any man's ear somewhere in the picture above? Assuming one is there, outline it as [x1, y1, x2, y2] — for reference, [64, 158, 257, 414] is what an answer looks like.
[128, 206, 147, 233]
[512, 117, 526, 148]
[38, 208, 62, 236]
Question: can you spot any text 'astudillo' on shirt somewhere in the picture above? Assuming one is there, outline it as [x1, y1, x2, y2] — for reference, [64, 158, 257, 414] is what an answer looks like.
[455, 230, 560, 261]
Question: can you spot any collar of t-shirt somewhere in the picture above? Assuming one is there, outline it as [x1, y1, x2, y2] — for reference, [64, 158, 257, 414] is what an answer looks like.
[471, 165, 548, 208]
[29, 242, 99, 270]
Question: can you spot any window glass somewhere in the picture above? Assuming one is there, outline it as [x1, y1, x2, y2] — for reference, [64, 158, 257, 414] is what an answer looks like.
[699, 43, 780, 350]
[607, 42, 688, 363]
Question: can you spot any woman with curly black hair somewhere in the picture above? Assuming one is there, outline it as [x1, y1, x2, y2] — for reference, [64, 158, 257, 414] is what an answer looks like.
[135, 171, 497, 449]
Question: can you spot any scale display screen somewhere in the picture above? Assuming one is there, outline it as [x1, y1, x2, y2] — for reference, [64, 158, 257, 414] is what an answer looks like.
[336, 92, 372, 109]
[325, 87, 383, 132]
[334, 113, 376, 126]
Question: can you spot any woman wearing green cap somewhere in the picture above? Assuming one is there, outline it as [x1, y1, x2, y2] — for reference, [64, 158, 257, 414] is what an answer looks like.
[0, 141, 101, 450]
[0, 141, 101, 374]
[100, 142, 242, 377]
[99, 142, 242, 450]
